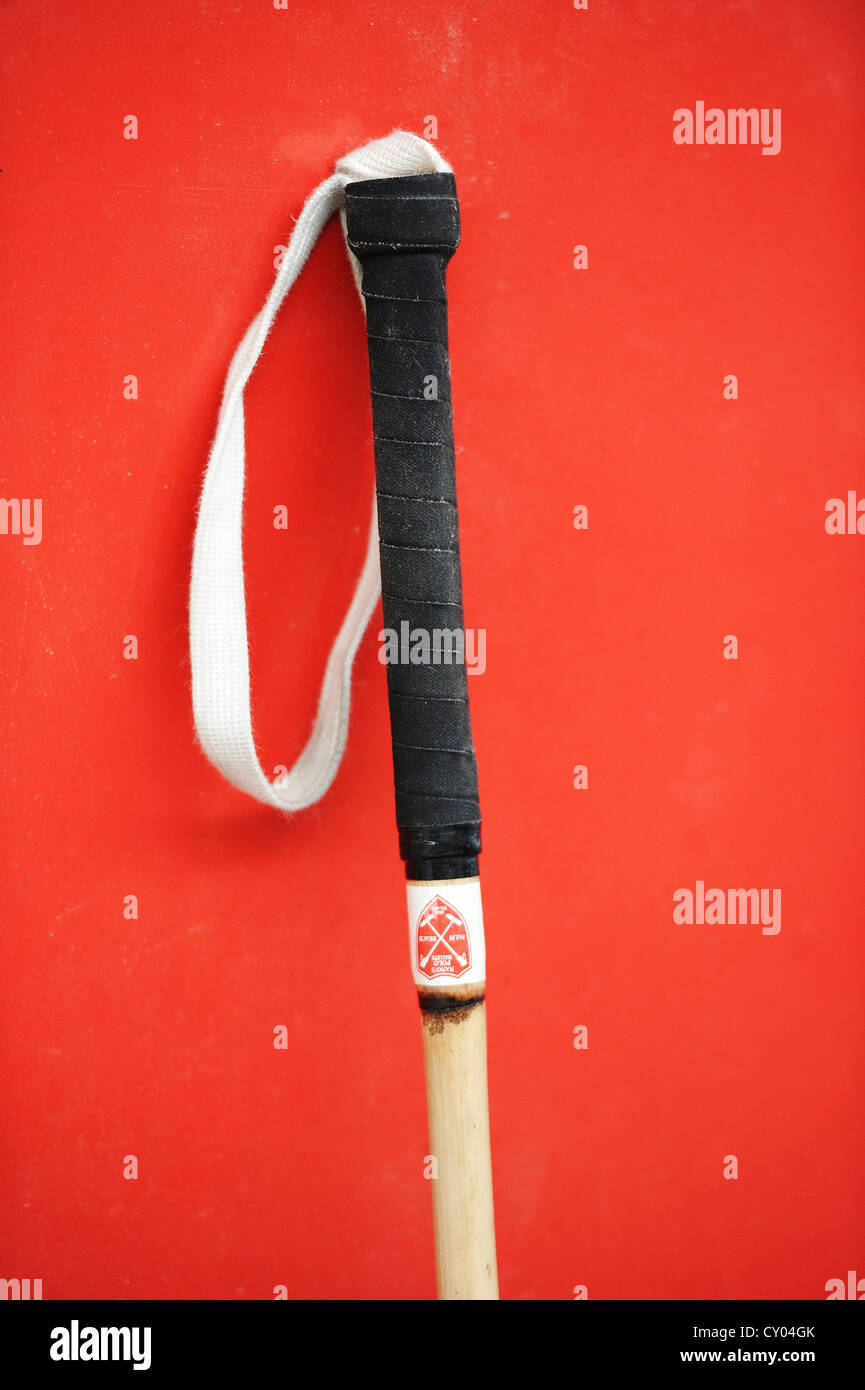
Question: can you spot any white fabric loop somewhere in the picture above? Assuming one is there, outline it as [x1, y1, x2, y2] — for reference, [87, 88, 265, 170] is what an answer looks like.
[189, 131, 450, 810]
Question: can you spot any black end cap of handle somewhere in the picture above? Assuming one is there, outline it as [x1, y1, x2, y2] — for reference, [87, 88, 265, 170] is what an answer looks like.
[344, 172, 460, 259]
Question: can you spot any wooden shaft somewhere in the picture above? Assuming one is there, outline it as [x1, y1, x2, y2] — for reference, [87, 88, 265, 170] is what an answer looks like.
[421, 998, 499, 1299]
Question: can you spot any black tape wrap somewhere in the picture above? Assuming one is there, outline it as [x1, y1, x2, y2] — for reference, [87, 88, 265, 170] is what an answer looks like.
[344, 172, 481, 880]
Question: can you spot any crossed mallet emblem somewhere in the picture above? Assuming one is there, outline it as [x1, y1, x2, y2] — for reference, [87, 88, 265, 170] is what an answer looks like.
[419, 899, 468, 971]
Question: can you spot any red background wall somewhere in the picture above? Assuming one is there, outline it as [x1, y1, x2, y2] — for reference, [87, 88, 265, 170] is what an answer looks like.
[2, 0, 863, 1300]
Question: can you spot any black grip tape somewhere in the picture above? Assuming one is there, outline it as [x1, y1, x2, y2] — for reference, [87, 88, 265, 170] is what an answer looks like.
[344, 172, 481, 875]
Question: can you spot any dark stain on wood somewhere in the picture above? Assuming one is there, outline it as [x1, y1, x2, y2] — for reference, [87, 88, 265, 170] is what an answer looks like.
[419, 991, 484, 1032]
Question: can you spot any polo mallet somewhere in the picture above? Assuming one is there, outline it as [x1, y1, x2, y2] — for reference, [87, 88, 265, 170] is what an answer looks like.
[190, 132, 497, 1301]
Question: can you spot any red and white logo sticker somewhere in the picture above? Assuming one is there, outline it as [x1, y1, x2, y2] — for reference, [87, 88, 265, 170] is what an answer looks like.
[416, 894, 472, 981]
[406, 879, 486, 988]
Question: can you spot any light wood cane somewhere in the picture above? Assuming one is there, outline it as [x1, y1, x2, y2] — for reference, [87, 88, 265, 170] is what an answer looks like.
[343, 171, 497, 1300]
[420, 993, 498, 1299]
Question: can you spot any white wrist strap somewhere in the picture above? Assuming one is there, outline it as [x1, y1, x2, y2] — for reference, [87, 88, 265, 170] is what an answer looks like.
[189, 131, 450, 811]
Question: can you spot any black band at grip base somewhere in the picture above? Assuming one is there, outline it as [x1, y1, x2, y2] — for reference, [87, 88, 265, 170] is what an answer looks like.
[345, 171, 481, 878]
[399, 821, 482, 881]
